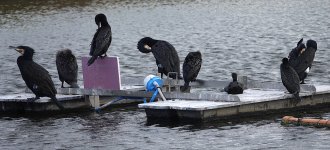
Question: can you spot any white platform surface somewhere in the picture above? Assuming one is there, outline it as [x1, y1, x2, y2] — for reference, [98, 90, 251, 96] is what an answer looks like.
[139, 85, 330, 111]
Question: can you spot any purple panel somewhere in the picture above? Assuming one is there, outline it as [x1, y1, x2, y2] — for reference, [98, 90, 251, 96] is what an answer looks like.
[82, 57, 121, 90]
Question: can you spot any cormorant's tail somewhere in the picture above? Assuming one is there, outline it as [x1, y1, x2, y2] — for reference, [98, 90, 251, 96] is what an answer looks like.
[137, 37, 152, 53]
[293, 93, 302, 102]
[70, 83, 79, 88]
[88, 56, 97, 66]
[51, 96, 64, 110]
[180, 82, 190, 92]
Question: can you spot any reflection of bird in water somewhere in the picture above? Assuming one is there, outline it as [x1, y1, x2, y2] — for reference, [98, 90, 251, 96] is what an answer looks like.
[88, 13, 112, 66]
[56, 49, 79, 88]
[137, 37, 180, 79]
[281, 58, 301, 101]
[181, 51, 202, 92]
[289, 39, 317, 84]
[13, 46, 64, 110]
[224, 73, 244, 94]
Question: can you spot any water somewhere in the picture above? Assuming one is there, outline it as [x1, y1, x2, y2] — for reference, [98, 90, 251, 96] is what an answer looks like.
[0, 0, 330, 149]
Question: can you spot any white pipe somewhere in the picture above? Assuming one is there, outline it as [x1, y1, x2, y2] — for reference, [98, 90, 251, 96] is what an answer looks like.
[153, 81, 167, 101]
[157, 88, 167, 101]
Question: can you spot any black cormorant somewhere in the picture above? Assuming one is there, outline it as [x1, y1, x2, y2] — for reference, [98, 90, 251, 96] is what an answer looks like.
[88, 13, 112, 66]
[281, 58, 301, 101]
[288, 38, 306, 60]
[137, 37, 180, 79]
[181, 51, 202, 92]
[56, 49, 79, 88]
[223, 73, 244, 94]
[14, 46, 64, 110]
[289, 39, 317, 84]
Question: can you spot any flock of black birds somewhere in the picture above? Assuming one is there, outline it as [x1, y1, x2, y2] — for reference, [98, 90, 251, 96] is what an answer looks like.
[280, 38, 318, 101]
[10, 13, 113, 110]
[9, 13, 318, 110]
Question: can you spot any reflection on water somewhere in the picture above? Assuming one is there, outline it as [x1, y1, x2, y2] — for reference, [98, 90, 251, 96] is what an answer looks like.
[0, 0, 330, 149]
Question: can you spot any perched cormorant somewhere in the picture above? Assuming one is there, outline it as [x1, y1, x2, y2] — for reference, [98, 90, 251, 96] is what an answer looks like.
[180, 51, 202, 92]
[223, 73, 244, 94]
[288, 38, 305, 60]
[88, 13, 112, 66]
[289, 39, 317, 84]
[14, 46, 64, 109]
[56, 49, 79, 88]
[137, 37, 180, 79]
[281, 58, 301, 101]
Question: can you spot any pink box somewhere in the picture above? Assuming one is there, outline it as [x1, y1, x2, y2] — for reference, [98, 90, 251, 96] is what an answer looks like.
[82, 57, 121, 90]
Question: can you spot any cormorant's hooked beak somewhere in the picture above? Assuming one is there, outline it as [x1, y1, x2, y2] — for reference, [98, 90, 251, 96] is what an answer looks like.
[9, 46, 16, 49]
[9, 46, 24, 55]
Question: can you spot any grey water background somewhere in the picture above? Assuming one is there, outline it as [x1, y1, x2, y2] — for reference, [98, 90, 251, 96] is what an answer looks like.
[0, 0, 330, 149]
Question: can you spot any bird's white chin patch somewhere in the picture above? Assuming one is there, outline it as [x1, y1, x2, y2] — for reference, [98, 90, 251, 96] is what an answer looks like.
[300, 48, 306, 54]
[305, 67, 310, 73]
[16, 49, 25, 55]
[144, 45, 151, 50]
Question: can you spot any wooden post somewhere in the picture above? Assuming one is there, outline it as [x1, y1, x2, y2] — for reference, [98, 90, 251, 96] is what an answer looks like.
[89, 95, 100, 108]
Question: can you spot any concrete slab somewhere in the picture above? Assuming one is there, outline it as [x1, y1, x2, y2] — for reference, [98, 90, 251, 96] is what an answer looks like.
[0, 94, 87, 112]
[138, 85, 330, 120]
[0, 94, 84, 102]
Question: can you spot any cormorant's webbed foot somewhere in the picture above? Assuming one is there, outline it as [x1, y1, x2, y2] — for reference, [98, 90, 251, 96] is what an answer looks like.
[300, 80, 306, 84]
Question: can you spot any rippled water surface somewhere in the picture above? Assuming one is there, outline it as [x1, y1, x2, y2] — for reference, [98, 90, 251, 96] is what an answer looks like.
[1, 0, 330, 149]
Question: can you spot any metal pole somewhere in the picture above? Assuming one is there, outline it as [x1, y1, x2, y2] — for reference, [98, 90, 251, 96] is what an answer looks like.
[153, 81, 167, 101]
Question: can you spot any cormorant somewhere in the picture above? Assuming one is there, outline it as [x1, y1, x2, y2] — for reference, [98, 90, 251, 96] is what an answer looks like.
[14, 46, 64, 110]
[223, 73, 244, 94]
[181, 51, 202, 92]
[88, 13, 112, 66]
[280, 58, 301, 101]
[56, 49, 79, 88]
[288, 38, 305, 60]
[289, 39, 317, 84]
[137, 37, 180, 79]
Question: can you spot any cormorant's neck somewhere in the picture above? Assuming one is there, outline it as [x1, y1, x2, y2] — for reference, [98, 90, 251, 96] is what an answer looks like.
[21, 55, 33, 60]
[101, 20, 110, 27]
